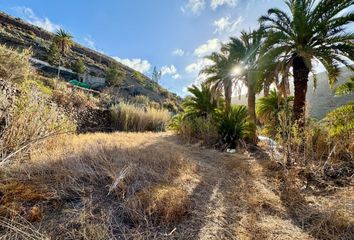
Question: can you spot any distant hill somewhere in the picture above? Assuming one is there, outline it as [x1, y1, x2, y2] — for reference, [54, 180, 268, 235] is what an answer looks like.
[232, 67, 354, 119]
[0, 11, 181, 108]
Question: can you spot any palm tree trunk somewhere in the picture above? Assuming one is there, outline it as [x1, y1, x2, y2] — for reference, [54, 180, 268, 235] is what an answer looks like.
[224, 82, 232, 112]
[247, 87, 257, 126]
[292, 55, 309, 127]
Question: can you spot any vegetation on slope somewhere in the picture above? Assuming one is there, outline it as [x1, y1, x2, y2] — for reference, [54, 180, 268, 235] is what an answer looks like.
[0, 11, 181, 109]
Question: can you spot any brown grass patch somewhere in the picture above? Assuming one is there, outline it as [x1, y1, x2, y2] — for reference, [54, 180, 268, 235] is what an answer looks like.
[126, 185, 189, 224]
[0, 132, 196, 239]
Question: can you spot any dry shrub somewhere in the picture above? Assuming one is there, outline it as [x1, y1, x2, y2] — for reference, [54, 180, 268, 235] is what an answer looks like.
[52, 89, 97, 111]
[126, 185, 189, 224]
[130, 95, 150, 107]
[0, 81, 76, 164]
[174, 116, 219, 146]
[110, 102, 171, 132]
[0, 44, 33, 83]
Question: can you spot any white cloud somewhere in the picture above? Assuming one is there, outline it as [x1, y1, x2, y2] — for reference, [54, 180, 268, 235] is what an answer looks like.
[194, 38, 221, 57]
[161, 65, 178, 76]
[113, 57, 151, 74]
[172, 49, 185, 56]
[13, 7, 60, 32]
[83, 36, 96, 50]
[185, 58, 213, 74]
[172, 74, 181, 79]
[210, 0, 237, 10]
[181, 0, 205, 14]
[213, 16, 244, 34]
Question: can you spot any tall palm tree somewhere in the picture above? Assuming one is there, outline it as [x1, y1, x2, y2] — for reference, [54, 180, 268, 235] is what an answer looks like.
[223, 28, 264, 125]
[260, 0, 354, 125]
[201, 52, 234, 112]
[53, 29, 74, 78]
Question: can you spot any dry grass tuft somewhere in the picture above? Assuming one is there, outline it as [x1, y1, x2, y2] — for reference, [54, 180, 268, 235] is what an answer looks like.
[110, 102, 171, 132]
[0, 44, 33, 83]
[126, 185, 189, 224]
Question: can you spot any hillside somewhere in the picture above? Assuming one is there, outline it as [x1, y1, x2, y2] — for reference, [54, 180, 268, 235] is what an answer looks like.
[0, 11, 180, 107]
[232, 67, 354, 119]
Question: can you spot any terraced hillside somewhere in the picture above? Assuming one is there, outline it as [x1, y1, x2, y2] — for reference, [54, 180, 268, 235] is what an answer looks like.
[0, 11, 180, 106]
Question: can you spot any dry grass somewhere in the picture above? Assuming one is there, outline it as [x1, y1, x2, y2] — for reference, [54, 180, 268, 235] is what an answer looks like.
[174, 116, 219, 146]
[0, 44, 33, 83]
[0, 132, 196, 239]
[0, 81, 75, 165]
[110, 102, 171, 132]
[0, 131, 353, 239]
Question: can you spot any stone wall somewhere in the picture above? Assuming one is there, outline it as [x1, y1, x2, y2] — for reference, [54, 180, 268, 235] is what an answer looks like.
[80, 73, 106, 89]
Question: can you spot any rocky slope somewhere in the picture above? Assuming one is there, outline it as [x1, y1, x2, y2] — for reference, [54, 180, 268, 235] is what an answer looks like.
[0, 11, 180, 107]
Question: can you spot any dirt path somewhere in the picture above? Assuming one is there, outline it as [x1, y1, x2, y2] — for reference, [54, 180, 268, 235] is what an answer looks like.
[3, 132, 351, 240]
[152, 133, 315, 239]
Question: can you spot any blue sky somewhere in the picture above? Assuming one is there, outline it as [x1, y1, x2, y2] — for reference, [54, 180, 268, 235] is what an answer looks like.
[2, 0, 350, 96]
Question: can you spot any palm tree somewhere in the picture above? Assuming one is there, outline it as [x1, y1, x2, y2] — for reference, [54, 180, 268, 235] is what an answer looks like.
[257, 90, 293, 124]
[219, 105, 254, 147]
[222, 28, 264, 125]
[201, 52, 234, 112]
[183, 84, 223, 119]
[53, 29, 74, 78]
[260, 0, 354, 125]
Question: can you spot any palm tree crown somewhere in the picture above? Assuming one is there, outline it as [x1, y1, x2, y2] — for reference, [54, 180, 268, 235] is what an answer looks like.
[260, 0, 354, 123]
[201, 52, 234, 112]
[53, 28, 74, 56]
[222, 28, 264, 124]
[183, 84, 223, 119]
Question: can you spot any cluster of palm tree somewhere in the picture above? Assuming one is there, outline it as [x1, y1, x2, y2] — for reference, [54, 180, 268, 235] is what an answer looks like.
[200, 0, 354, 130]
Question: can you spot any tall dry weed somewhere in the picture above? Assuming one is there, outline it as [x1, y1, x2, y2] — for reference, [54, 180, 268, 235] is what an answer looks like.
[110, 103, 170, 132]
[0, 81, 76, 165]
[0, 44, 33, 83]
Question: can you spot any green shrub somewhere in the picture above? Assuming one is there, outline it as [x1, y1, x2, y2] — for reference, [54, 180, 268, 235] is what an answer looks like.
[171, 85, 252, 147]
[218, 105, 255, 147]
[72, 58, 86, 74]
[47, 42, 61, 66]
[110, 103, 171, 132]
[106, 65, 125, 86]
[145, 81, 158, 92]
[323, 102, 354, 138]
[335, 77, 354, 96]
[134, 71, 145, 83]
[256, 90, 293, 137]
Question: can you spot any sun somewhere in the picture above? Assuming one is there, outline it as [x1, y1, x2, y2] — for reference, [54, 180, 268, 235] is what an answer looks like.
[231, 65, 243, 76]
